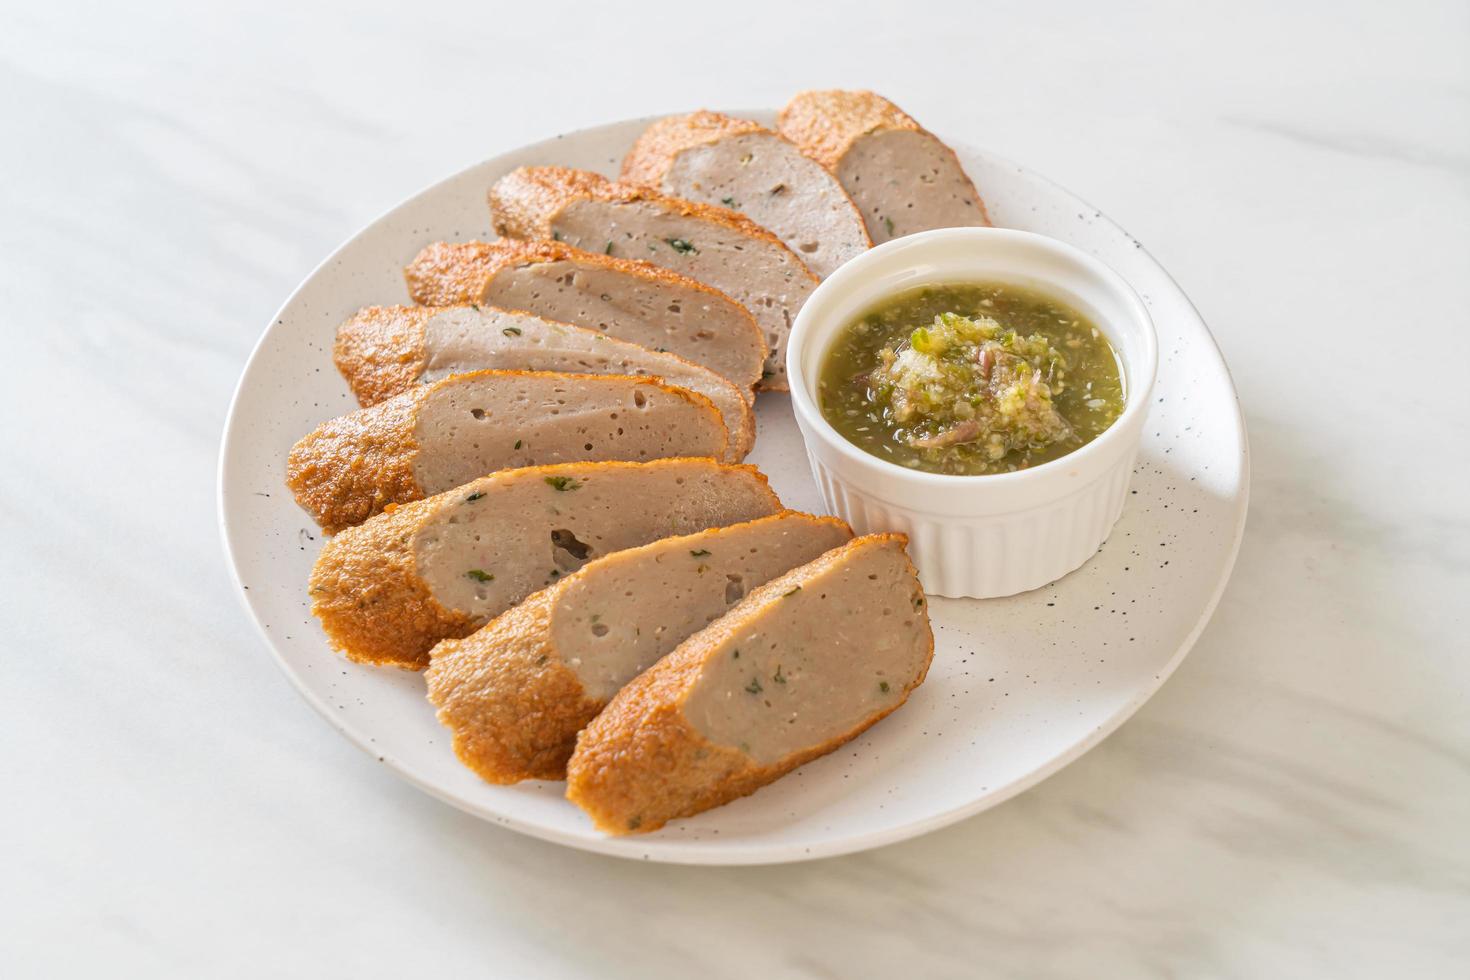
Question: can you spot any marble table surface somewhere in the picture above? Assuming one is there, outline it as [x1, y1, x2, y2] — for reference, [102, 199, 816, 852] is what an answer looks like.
[3, 1, 1466, 976]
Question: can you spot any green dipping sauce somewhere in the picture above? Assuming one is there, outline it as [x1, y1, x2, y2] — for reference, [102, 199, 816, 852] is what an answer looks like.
[818, 282, 1126, 475]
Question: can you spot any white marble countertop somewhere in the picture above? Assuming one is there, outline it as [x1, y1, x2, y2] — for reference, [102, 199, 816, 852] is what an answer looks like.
[3, 1, 1466, 976]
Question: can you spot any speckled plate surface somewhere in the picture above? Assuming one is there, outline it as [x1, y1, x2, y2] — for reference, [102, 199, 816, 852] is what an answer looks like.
[218, 113, 1249, 865]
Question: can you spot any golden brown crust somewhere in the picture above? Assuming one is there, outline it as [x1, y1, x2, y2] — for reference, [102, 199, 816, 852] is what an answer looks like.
[619, 110, 769, 186]
[776, 90, 923, 171]
[403, 238, 765, 324]
[403, 239, 769, 401]
[311, 457, 781, 671]
[424, 509, 852, 784]
[565, 533, 933, 835]
[333, 305, 433, 407]
[778, 90, 990, 226]
[488, 167, 814, 395]
[286, 390, 425, 534]
[426, 594, 603, 781]
[288, 371, 728, 533]
[487, 166, 791, 252]
[309, 501, 475, 669]
[567, 701, 755, 835]
[344, 302, 756, 460]
[401, 241, 504, 307]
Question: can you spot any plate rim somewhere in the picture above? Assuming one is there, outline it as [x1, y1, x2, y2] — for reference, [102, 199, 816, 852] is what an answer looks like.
[217, 113, 1251, 865]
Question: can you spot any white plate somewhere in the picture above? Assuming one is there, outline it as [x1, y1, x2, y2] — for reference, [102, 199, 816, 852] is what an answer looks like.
[218, 113, 1249, 865]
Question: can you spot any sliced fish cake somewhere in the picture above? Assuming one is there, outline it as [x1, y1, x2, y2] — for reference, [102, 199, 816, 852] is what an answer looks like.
[309, 458, 782, 669]
[287, 370, 726, 533]
[488, 167, 818, 389]
[333, 305, 754, 460]
[777, 90, 990, 243]
[566, 533, 933, 835]
[621, 110, 871, 278]
[404, 239, 766, 398]
[425, 511, 853, 783]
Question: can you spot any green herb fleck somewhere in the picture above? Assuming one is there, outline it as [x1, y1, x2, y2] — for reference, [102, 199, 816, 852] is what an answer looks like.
[545, 475, 580, 491]
[605, 240, 615, 255]
[773, 664, 786, 685]
[514, 439, 523, 449]
[665, 237, 697, 254]
[503, 326, 522, 337]
[745, 677, 763, 695]
[782, 586, 802, 597]
[465, 569, 494, 583]
[690, 549, 711, 558]
[470, 303, 480, 312]
[883, 216, 895, 236]
[739, 741, 751, 754]
[536, 655, 548, 665]
[720, 196, 737, 207]
[879, 680, 891, 694]
[914, 595, 925, 609]
[732, 649, 740, 659]
[551, 230, 563, 242]
[761, 369, 774, 380]
[465, 491, 485, 502]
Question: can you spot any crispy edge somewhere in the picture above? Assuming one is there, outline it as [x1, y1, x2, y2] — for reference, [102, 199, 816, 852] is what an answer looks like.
[620, 110, 874, 254]
[487, 166, 802, 259]
[285, 389, 425, 534]
[312, 456, 781, 671]
[487, 167, 815, 395]
[333, 305, 433, 407]
[423, 509, 852, 784]
[347, 297, 754, 459]
[776, 89, 922, 171]
[406, 238, 760, 308]
[565, 533, 934, 835]
[309, 500, 476, 669]
[402, 239, 769, 396]
[402, 241, 502, 307]
[290, 370, 729, 533]
[778, 89, 991, 225]
[619, 110, 769, 185]
[426, 592, 603, 781]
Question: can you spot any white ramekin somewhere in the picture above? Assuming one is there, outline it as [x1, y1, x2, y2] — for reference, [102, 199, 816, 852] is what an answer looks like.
[786, 227, 1158, 598]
